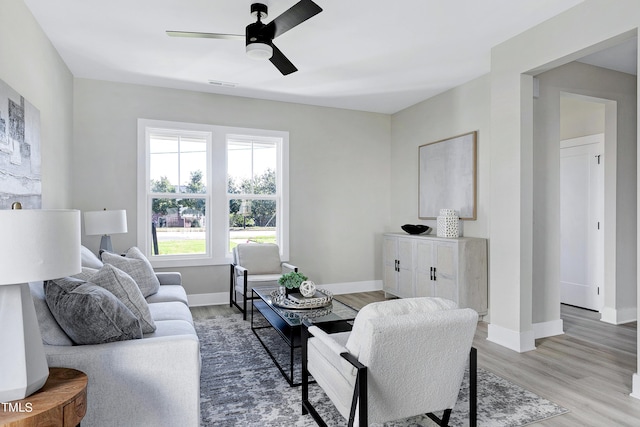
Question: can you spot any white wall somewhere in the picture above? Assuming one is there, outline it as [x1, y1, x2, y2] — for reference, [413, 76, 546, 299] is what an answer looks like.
[533, 62, 637, 329]
[0, 0, 74, 208]
[72, 79, 391, 297]
[390, 74, 491, 239]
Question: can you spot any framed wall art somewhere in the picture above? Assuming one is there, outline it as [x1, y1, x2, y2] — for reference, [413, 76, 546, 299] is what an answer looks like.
[418, 131, 477, 220]
[0, 78, 41, 209]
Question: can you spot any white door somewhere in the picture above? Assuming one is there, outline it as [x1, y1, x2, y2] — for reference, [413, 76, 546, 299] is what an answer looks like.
[560, 135, 604, 310]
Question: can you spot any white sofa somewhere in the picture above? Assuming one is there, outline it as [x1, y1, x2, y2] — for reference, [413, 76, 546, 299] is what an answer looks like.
[29, 247, 201, 427]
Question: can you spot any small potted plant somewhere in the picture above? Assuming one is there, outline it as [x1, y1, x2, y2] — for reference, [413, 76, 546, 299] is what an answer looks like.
[278, 271, 308, 295]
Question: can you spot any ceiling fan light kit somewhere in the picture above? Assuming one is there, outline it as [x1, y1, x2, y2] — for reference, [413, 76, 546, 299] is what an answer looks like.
[167, 0, 322, 75]
[246, 42, 273, 60]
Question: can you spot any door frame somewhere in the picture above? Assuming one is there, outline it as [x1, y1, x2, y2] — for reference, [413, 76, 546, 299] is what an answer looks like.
[560, 92, 618, 324]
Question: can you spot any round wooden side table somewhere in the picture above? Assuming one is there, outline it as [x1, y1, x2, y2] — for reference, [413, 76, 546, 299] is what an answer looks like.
[0, 368, 87, 427]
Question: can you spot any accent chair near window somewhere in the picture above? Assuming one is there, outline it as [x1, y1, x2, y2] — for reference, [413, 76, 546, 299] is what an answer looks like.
[230, 243, 297, 320]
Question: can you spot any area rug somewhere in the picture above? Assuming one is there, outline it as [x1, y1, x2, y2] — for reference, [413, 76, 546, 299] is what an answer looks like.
[195, 314, 568, 426]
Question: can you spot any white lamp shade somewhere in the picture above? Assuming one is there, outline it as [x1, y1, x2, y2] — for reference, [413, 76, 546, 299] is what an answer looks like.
[0, 209, 81, 402]
[84, 209, 128, 236]
[0, 209, 82, 285]
[246, 42, 273, 60]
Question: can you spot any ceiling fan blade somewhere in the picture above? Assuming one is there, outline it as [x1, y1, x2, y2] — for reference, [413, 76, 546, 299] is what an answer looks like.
[263, 0, 322, 39]
[270, 44, 298, 75]
[166, 30, 244, 40]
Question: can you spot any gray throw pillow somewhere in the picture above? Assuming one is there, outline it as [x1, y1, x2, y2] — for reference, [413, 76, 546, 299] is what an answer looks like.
[29, 281, 73, 346]
[45, 277, 142, 345]
[73, 266, 98, 281]
[101, 247, 160, 297]
[90, 264, 156, 333]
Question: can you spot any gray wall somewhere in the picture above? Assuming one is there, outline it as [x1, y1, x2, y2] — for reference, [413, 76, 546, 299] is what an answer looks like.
[72, 79, 391, 296]
[560, 96, 606, 140]
[534, 61, 637, 324]
[390, 74, 491, 239]
[487, 0, 639, 353]
[0, 0, 74, 209]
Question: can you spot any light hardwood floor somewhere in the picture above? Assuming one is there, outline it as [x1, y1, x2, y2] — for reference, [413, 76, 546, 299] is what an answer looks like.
[191, 292, 640, 426]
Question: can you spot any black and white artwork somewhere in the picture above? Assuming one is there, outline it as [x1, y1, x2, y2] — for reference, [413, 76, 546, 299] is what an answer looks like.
[0, 79, 41, 209]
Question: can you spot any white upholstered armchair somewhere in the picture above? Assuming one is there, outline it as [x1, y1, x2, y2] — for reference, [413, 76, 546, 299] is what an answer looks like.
[230, 243, 297, 320]
[302, 297, 478, 427]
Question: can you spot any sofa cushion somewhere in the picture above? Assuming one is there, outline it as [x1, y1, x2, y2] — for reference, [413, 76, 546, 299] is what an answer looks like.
[91, 264, 156, 333]
[101, 247, 160, 297]
[29, 281, 73, 346]
[81, 245, 103, 269]
[45, 277, 142, 345]
[148, 301, 193, 325]
[146, 284, 189, 305]
[143, 319, 197, 339]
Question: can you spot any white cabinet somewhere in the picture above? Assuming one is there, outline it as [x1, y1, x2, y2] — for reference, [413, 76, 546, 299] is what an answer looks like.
[383, 233, 488, 314]
[383, 235, 415, 298]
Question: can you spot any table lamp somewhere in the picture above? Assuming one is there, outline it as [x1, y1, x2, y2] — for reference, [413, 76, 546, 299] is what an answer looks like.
[0, 206, 81, 402]
[84, 209, 127, 252]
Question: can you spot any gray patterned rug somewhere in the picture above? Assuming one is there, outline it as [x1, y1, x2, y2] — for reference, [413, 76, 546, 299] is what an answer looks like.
[196, 314, 568, 426]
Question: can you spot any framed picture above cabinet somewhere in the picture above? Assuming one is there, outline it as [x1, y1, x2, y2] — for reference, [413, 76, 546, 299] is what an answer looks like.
[418, 131, 477, 220]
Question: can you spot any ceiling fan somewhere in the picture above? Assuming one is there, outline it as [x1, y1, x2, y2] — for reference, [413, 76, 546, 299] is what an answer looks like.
[167, 0, 323, 76]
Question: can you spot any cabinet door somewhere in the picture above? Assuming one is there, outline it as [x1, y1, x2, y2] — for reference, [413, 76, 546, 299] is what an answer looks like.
[382, 236, 398, 293]
[434, 242, 458, 303]
[415, 239, 435, 297]
[396, 237, 414, 297]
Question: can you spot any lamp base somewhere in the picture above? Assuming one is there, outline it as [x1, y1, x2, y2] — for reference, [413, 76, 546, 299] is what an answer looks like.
[0, 283, 49, 402]
[99, 235, 113, 253]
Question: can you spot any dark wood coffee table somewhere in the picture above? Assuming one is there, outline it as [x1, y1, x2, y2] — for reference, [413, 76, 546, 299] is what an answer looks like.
[251, 286, 358, 386]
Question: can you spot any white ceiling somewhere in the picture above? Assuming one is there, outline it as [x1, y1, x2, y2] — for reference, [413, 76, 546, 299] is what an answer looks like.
[23, 0, 592, 114]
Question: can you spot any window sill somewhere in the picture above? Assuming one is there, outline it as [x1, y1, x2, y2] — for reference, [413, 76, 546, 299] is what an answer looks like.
[150, 255, 232, 269]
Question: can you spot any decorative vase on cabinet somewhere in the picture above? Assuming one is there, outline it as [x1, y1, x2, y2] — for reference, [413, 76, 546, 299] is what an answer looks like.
[382, 232, 488, 314]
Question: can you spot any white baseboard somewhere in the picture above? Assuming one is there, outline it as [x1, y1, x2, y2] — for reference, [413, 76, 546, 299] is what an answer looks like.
[319, 280, 383, 295]
[487, 323, 536, 353]
[188, 292, 229, 307]
[601, 306, 637, 325]
[533, 319, 564, 339]
[187, 280, 383, 307]
[631, 374, 640, 400]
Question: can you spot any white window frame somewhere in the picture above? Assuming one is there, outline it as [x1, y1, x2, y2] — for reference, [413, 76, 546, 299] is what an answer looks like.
[226, 133, 289, 261]
[137, 119, 289, 268]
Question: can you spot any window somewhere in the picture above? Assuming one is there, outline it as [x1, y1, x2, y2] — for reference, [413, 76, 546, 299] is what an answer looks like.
[227, 136, 281, 251]
[138, 119, 288, 267]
